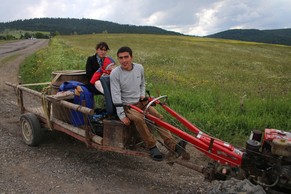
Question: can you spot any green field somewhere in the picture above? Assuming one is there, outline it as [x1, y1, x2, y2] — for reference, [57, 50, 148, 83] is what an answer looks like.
[20, 34, 291, 145]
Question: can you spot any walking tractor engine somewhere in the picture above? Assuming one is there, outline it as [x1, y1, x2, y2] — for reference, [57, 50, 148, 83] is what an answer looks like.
[136, 94, 291, 192]
[242, 129, 291, 190]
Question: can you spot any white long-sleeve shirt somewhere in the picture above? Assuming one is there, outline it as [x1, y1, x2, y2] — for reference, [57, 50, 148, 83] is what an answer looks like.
[110, 63, 145, 119]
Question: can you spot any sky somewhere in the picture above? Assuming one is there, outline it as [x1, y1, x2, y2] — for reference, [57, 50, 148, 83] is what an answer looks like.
[1, 0, 290, 36]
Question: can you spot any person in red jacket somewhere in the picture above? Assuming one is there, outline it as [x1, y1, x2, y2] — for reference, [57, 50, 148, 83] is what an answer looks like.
[85, 41, 110, 94]
[90, 57, 116, 94]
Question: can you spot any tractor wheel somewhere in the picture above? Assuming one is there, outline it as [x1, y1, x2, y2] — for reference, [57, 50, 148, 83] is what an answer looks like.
[20, 113, 43, 146]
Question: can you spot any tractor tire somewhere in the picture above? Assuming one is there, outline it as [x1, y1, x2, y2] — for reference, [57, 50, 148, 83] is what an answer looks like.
[20, 113, 44, 146]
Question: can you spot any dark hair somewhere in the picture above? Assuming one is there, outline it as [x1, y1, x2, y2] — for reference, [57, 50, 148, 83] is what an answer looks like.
[95, 41, 110, 50]
[117, 46, 132, 57]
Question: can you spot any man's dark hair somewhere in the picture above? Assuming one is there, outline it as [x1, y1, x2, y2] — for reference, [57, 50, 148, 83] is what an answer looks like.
[96, 42, 110, 50]
[117, 46, 133, 57]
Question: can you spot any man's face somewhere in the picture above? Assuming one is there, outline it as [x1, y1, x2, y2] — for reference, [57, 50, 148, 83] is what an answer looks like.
[117, 52, 133, 71]
[96, 47, 107, 58]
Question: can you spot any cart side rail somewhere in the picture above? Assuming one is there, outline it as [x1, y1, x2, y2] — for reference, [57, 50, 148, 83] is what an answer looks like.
[5, 81, 96, 145]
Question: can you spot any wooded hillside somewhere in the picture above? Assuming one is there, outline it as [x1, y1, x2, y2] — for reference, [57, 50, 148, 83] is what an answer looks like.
[0, 18, 181, 36]
[1, 18, 290, 46]
[206, 28, 291, 46]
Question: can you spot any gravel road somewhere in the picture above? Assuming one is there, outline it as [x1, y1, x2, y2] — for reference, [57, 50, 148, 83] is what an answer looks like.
[0, 39, 218, 194]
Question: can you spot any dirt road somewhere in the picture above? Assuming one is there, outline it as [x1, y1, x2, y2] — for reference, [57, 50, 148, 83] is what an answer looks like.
[0, 39, 217, 193]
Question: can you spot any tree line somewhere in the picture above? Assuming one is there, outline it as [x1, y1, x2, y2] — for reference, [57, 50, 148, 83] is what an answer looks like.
[0, 31, 50, 40]
[0, 18, 180, 40]
[206, 28, 291, 46]
[1, 18, 290, 46]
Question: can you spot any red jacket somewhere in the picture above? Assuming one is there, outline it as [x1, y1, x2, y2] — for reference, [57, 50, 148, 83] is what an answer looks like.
[90, 57, 115, 84]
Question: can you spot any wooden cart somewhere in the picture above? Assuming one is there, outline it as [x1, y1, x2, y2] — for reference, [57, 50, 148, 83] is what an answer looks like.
[5, 79, 203, 173]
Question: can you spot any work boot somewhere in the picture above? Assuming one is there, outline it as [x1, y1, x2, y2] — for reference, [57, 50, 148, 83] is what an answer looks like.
[175, 140, 188, 157]
[150, 146, 163, 161]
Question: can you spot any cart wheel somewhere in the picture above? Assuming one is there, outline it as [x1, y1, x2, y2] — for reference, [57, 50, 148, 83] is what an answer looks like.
[20, 113, 43, 146]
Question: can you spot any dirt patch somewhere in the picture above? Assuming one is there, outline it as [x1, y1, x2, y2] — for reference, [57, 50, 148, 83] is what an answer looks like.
[0, 39, 222, 193]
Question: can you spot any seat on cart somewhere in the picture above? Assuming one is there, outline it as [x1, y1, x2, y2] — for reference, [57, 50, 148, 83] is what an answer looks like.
[99, 76, 140, 148]
[100, 76, 116, 116]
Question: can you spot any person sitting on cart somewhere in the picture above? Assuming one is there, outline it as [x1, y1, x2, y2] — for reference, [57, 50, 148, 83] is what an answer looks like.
[110, 46, 187, 161]
[85, 41, 112, 95]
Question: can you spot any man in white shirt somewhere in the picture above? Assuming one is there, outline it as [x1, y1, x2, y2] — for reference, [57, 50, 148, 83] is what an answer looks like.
[110, 46, 187, 161]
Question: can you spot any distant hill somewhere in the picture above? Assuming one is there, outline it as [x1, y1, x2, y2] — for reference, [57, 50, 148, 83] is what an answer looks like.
[0, 18, 181, 36]
[206, 28, 291, 46]
[1, 18, 290, 46]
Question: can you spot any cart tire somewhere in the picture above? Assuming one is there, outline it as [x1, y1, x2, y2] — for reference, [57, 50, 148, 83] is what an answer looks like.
[20, 113, 43, 146]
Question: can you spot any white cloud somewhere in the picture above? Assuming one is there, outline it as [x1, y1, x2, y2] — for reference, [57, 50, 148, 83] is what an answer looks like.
[26, 0, 48, 18]
[0, 0, 290, 36]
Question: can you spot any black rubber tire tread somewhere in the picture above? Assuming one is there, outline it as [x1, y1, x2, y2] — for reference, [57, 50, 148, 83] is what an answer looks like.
[20, 113, 43, 146]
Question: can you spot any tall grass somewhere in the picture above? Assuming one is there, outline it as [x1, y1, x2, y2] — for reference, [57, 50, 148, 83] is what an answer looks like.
[20, 38, 87, 83]
[20, 34, 291, 145]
